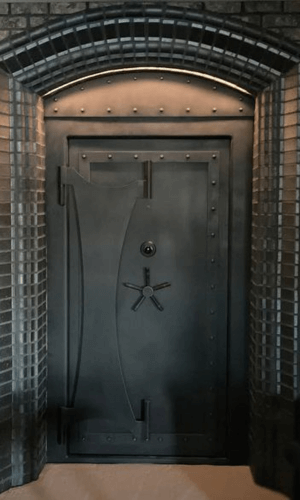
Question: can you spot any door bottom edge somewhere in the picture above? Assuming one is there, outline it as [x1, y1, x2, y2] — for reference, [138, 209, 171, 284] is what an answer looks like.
[46, 455, 230, 465]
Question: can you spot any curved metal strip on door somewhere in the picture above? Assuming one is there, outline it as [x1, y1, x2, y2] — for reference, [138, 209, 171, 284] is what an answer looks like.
[62, 144, 227, 457]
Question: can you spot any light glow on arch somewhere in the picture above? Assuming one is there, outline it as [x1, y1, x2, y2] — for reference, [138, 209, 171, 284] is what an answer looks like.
[43, 67, 252, 97]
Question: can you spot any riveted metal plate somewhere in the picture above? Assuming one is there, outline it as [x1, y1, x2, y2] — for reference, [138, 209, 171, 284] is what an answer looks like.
[76, 151, 219, 184]
[53, 137, 227, 459]
[46, 72, 253, 465]
[44, 71, 254, 119]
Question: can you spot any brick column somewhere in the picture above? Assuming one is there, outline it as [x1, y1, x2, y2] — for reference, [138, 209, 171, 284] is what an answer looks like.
[0, 69, 13, 494]
[250, 65, 300, 498]
[0, 73, 47, 494]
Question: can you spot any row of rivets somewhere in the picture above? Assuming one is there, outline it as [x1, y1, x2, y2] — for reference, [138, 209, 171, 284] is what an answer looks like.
[211, 107, 243, 113]
[83, 430, 215, 443]
[210, 153, 217, 308]
[53, 105, 244, 113]
[93, 154, 198, 161]
[140, 436, 217, 443]
[81, 152, 219, 161]
[208, 151, 218, 345]
[54, 107, 243, 113]
[210, 151, 217, 312]
[130, 435, 213, 443]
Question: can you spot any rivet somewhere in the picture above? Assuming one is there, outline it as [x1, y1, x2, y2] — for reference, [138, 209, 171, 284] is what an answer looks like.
[210, 361, 214, 366]
[53, 97, 58, 102]
[134, 154, 138, 159]
[132, 436, 137, 441]
[107, 108, 111, 113]
[145, 438, 149, 442]
[160, 76, 164, 80]
[53, 108, 58, 112]
[212, 108, 217, 113]
[108, 154, 113, 159]
[212, 180, 216, 185]
[211, 284, 215, 289]
[107, 80, 111, 84]
[80, 87, 84, 91]
[239, 107, 243, 112]
[210, 336, 215, 340]
[158, 437, 163, 442]
[133, 107, 138, 113]
[239, 97, 244, 101]
[133, 76, 137, 80]
[211, 258, 215, 263]
[159, 108, 164, 113]
[106, 436, 112, 442]
[82, 437, 86, 441]
[213, 86, 217, 90]
[186, 154, 190, 159]
[210, 309, 215, 315]
[186, 107, 190, 113]
[211, 233, 215, 237]
[212, 154, 217, 159]
[160, 154, 164, 159]
[82, 154, 87, 159]
[211, 206, 216, 211]
[187, 79, 191, 83]
[80, 108, 85, 113]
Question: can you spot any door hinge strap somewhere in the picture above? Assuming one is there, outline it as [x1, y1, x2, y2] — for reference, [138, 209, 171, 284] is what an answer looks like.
[143, 160, 152, 199]
[58, 165, 68, 206]
[57, 406, 78, 445]
[135, 399, 151, 441]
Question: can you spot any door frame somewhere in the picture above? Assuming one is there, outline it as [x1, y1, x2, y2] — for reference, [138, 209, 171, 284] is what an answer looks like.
[44, 71, 254, 465]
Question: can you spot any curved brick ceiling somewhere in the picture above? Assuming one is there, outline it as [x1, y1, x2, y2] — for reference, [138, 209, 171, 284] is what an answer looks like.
[0, 4, 299, 94]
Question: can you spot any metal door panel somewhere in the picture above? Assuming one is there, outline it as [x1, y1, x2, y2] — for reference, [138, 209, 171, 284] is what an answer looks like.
[66, 168, 143, 434]
[62, 140, 229, 457]
[117, 162, 211, 438]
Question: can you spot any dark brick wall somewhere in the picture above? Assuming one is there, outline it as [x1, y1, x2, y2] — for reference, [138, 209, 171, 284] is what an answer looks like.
[0, 75, 47, 494]
[249, 64, 300, 498]
[1, 1, 300, 44]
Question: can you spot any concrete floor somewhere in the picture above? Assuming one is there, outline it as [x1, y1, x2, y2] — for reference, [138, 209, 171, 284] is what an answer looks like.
[0, 465, 289, 500]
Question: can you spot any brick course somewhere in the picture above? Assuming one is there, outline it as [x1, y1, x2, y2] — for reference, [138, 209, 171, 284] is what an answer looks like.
[0, 2, 299, 44]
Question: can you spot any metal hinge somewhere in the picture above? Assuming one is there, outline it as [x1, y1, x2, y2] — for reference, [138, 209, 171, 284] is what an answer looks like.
[57, 406, 78, 445]
[134, 399, 151, 441]
[58, 165, 68, 206]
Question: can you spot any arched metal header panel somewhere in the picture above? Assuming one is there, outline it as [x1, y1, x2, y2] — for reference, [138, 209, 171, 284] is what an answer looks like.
[43, 69, 254, 118]
[0, 4, 299, 95]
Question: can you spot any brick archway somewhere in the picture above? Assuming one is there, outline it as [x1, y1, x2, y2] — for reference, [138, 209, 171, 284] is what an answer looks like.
[0, 4, 299, 94]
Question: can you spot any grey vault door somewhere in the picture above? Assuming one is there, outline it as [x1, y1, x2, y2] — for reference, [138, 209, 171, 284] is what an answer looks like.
[55, 137, 230, 458]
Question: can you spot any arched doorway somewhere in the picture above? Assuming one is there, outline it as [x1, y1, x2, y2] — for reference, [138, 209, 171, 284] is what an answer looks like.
[0, 3, 299, 497]
[44, 69, 254, 464]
